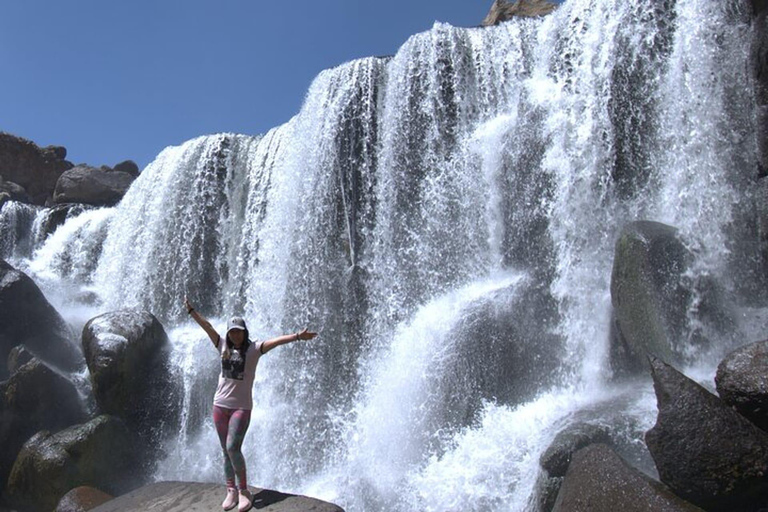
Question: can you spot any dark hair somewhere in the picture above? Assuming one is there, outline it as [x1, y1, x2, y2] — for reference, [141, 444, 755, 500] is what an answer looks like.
[225, 327, 250, 353]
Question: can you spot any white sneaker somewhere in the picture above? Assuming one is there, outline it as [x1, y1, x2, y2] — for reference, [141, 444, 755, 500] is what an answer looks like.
[222, 487, 238, 510]
[238, 489, 253, 512]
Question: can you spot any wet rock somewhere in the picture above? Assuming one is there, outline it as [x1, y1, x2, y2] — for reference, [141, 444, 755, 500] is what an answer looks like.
[646, 357, 768, 511]
[53, 165, 135, 207]
[482, 0, 556, 26]
[82, 310, 181, 466]
[0, 133, 73, 205]
[7, 415, 141, 512]
[610, 221, 733, 375]
[552, 444, 704, 512]
[37, 203, 93, 240]
[0, 259, 82, 380]
[88, 481, 344, 512]
[716, 339, 768, 432]
[7, 344, 34, 374]
[0, 358, 87, 496]
[541, 422, 612, 477]
[54, 486, 113, 512]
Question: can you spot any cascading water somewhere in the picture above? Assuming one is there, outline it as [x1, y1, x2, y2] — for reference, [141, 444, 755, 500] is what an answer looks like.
[19, 0, 762, 510]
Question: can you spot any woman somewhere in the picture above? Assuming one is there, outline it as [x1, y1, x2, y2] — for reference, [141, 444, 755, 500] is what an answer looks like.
[184, 297, 317, 512]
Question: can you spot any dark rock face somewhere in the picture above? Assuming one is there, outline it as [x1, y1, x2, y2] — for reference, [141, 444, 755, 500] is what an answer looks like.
[645, 357, 768, 511]
[53, 165, 135, 207]
[758, 178, 768, 271]
[54, 486, 114, 512]
[37, 203, 93, 240]
[610, 221, 732, 375]
[0, 177, 30, 204]
[0, 133, 73, 205]
[552, 444, 704, 512]
[541, 422, 612, 477]
[0, 358, 87, 492]
[7, 415, 141, 512]
[716, 339, 768, 432]
[82, 310, 181, 464]
[0, 259, 82, 380]
[88, 481, 345, 512]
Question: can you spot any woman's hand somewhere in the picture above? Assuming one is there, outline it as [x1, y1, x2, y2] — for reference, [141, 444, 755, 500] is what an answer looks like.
[295, 328, 318, 341]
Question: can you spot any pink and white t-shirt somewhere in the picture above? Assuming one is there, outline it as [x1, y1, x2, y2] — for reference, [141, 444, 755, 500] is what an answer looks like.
[213, 335, 265, 410]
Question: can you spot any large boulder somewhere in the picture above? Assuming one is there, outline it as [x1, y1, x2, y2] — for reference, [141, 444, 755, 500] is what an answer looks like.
[610, 221, 732, 375]
[6, 415, 141, 512]
[0, 133, 73, 205]
[0, 358, 87, 493]
[112, 160, 139, 177]
[715, 339, 768, 432]
[0, 259, 82, 379]
[88, 481, 344, 512]
[82, 310, 181, 463]
[645, 357, 768, 511]
[53, 165, 135, 207]
[552, 444, 703, 512]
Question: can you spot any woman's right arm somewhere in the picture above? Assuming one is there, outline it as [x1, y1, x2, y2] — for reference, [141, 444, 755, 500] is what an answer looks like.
[184, 296, 220, 347]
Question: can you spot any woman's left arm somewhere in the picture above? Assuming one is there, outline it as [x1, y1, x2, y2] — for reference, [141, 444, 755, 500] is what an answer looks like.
[261, 328, 318, 354]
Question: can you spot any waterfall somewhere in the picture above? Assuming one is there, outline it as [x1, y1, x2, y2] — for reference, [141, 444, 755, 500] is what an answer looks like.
[19, 0, 759, 510]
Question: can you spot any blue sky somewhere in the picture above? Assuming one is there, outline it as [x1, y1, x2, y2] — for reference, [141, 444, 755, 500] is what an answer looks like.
[1, 1, 561, 169]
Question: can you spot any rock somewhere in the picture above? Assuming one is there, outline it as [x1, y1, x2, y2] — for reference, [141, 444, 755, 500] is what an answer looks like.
[112, 160, 139, 177]
[0, 177, 30, 204]
[433, 278, 562, 430]
[54, 486, 113, 512]
[82, 310, 181, 463]
[37, 203, 93, 240]
[7, 344, 34, 374]
[0, 133, 73, 205]
[645, 357, 768, 511]
[7, 415, 141, 512]
[540, 422, 612, 477]
[0, 259, 82, 380]
[716, 339, 768, 432]
[610, 221, 732, 375]
[0, 358, 87, 494]
[532, 472, 564, 512]
[758, 178, 768, 270]
[552, 444, 704, 512]
[53, 165, 135, 207]
[88, 481, 344, 512]
[482, 0, 557, 26]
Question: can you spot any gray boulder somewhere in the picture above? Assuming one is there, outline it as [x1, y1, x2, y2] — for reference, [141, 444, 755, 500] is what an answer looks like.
[610, 221, 732, 375]
[646, 357, 768, 511]
[0, 259, 82, 380]
[88, 481, 344, 512]
[715, 339, 768, 432]
[37, 203, 93, 241]
[6, 415, 141, 512]
[53, 165, 135, 207]
[0, 358, 87, 493]
[552, 444, 703, 512]
[0, 176, 30, 204]
[0, 133, 73, 205]
[82, 310, 181, 462]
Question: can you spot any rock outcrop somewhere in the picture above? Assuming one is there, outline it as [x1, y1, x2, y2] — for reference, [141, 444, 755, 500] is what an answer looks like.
[82, 310, 181, 464]
[53, 165, 135, 207]
[482, 0, 556, 26]
[645, 357, 768, 511]
[552, 444, 704, 512]
[88, 481, 344, 512]
[0, 259, 82, 380]
[6, 415, 141, 512]
[0, 133, 73, 205]
[716, 339, 768, 432]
